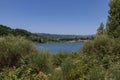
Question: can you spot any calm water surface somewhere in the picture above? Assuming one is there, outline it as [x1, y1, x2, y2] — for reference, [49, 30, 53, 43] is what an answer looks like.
[36, 42, 84, 53]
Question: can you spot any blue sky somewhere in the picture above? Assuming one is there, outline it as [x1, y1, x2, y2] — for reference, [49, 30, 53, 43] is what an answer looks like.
[0, 0, 109, 35]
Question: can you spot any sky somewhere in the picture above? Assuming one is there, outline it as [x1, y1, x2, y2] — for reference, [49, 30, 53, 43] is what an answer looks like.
[0, 0, 109, 35]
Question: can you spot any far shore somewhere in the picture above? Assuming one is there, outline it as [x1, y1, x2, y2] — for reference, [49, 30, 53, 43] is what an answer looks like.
[37, 39, 89, 44]
[67, 39, 88, 43]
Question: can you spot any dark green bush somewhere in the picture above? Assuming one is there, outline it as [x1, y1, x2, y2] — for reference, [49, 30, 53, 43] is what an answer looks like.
[0, 36, 38, 68]
[81, 35, 113, 56]
[78, 35, 120, 79]
[80, 35, 120, 64]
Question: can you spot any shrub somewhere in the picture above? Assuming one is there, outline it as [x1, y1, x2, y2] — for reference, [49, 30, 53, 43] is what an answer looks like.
[78, 34, 120, 79]
[106, 62, 120, 80]
[61, 58, 75, 80]
[0, 36, 38, 68]
[52, 52, 72, 67]
[87, 66, 105, 80]
[28, 50, 52, 73]
[81, 35, 113, 56]
[0, 65, 40, 80]
[80, 35, 120, 64]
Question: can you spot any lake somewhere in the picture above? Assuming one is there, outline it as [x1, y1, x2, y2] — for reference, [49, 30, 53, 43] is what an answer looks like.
[36, 42, 84, 53]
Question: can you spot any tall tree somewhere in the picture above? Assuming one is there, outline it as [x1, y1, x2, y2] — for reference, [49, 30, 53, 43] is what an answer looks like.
[97, 22, 104, 35]
[106, 0, 120, 38]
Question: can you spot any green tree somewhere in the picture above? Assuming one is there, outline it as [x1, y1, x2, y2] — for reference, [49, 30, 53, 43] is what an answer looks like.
[0, 25, 12, 36]
[97, 22, 104, 35]
[12, 28, 31, 37]
[106, 0, 120, 38]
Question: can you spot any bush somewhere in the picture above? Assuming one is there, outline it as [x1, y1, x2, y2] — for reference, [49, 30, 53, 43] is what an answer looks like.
[0, 36, 38, 68]
[80, 35, 120, 64]
[106, 62, 120, 80]
[87, 66, 105, 80]
[81, 35, 113, 56]
[52, 52, 72, 67]
[0, 65, 40, 80]
[61, 58, 75, 80]
[78, 34, 120, 79]
[28, 50, 52, 73]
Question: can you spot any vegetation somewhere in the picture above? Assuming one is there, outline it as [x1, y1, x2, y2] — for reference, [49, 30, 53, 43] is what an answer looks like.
[39, 33, 94, 41]
[0, 0, 120, 80]
[0, 36, 52, 79]
[106, 0, 120, 38]
[0, 35, 120, 80]
[0, 36, 37, 68]
[0, 25, 56, 43]
[0, 25, 91, 43]
[97, 22, 105, 35]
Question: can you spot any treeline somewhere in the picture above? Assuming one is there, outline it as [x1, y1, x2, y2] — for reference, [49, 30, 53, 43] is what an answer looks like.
[38, 33, 94, 40]
[0, 25, 56, 43]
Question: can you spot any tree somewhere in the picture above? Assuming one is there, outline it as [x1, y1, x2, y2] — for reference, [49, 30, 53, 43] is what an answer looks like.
[12, 28, 31, 37]
[97, 22, 104, 35]
[106, 0, 120, 38]
[0, 25, 12, 36]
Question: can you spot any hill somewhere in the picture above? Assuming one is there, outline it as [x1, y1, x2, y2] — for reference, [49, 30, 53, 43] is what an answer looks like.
[0, 24, 94, 43]
[0, 24, 55, 43]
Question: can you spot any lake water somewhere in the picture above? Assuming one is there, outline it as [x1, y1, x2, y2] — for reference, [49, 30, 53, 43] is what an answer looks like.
[36, 42, 84, 53]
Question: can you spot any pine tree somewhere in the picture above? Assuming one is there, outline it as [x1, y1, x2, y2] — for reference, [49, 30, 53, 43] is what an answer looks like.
[106, 0, 120, 38]
[97, 22, 104, 35]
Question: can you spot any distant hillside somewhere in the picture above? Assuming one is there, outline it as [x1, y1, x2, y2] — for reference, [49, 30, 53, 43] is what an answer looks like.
[0, 24, 55, 43]
[0, 24, 95, 43]
[37, 33, 95, 40]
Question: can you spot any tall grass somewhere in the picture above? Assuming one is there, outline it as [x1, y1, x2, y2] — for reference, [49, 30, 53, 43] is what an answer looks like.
[28, 50, 52, 73]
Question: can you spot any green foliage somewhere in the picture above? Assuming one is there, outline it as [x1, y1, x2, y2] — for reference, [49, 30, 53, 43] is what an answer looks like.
[0, 35, 120, 79]
[12, 28, 31, 37]
[97, 22, 104, 35]
[81, 35, 113, 56]
[87, 66, 105, 80]
[28, 50, 52, 73]
[61, 58, 75, 80]
[0, 36, 37, 68]
[52, 52, 72, 67]
[106, 62, 120, 80]
[107, 0, 120, 38]
[81, 35, 120, 58]
[50, 70, 63, 80]
[81, 35, 120, 63]
[0, 65, 40, 80]
[78, 34, 120, 79]
[0, 25, 12, 36]
[0, 36, 52, 80]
